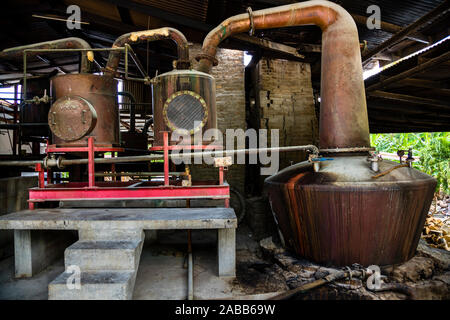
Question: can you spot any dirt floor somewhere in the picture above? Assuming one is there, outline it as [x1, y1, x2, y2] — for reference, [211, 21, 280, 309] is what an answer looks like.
[0, 224, 449, 300]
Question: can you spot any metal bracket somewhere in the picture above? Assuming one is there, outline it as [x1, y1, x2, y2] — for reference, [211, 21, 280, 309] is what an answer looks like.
[247, 7, 255, 36]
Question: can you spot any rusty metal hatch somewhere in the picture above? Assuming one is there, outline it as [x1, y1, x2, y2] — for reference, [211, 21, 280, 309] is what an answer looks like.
[163, 90, 207, 134]
[48, 95, 97, 141]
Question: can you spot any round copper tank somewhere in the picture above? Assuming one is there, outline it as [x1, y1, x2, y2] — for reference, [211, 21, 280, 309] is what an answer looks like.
[265, 156, 436, 267]
[50, 74, 119, 147]
[152, 69, 216, 146]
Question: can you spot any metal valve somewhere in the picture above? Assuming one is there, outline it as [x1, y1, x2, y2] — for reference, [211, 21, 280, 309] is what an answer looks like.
[367, 151, 382, 172]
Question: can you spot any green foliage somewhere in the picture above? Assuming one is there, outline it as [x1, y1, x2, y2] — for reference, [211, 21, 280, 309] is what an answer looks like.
[370, 132, 450, 194]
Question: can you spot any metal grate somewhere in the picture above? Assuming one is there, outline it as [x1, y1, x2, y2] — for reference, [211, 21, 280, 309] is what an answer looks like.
[166, 93, 206, 131]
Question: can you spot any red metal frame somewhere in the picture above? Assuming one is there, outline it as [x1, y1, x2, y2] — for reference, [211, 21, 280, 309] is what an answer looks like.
[29, 184, 229, 201]
[29, 133, 230, 210]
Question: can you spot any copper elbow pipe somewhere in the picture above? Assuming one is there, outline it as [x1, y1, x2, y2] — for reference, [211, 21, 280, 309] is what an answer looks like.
[197, 0, 370, 149]
[0, 37, 93, 73]
[105, 27, 190, 76]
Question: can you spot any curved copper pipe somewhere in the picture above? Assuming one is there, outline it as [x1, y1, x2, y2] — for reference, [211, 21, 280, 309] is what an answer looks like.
[105, 27, 190, 76]
[0, 37, 93, 73]
[197, 0, 370, 149]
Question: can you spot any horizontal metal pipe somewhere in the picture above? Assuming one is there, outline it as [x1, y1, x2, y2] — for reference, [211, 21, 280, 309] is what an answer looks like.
[0, 144, 318, 167]
[95, 172, 183, 177]
[0, 38, 93, 73]
[105, 27, 190, 76]
[0, 160, 43, 166]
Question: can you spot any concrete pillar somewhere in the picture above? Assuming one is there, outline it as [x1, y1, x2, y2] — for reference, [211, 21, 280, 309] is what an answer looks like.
[217, 228, 236, 277]
[14, 230, 76, 278]
[0, 176, 38, 259]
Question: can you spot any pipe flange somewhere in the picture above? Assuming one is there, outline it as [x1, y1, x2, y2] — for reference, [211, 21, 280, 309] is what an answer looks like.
[43, 156, 49, 169]
[247, 7, 255, 36]
[56, 157, 65, 169]
[194, 53, 218, 66]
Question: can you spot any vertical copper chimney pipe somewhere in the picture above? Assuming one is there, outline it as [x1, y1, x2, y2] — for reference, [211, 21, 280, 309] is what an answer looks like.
[105, 27, 190, 76]
[196, 0, 370, 149]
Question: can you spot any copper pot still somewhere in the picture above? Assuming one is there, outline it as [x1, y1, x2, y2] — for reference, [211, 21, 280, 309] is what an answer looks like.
[265, 156, 436, 267]
[195, 0, 437, 267]
[151, 69, 217, 146]
[49, 74, 119, 147]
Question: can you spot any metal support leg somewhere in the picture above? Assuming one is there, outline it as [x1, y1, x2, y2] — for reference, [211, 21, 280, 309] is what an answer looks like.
[88, 137, 95, 187]
[35, 163, 45, 188]
[163, 131, 169, 186]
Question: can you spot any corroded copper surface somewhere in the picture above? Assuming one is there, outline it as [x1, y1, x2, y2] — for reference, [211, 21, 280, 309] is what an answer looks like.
[50, 74, 119, 147]
[49, 96, 97, 141]
[265, 157, 436, 266]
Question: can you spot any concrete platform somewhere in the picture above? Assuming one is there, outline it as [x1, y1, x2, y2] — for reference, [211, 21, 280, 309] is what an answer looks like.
[0, 237, 245, 300]
[0, 208, 237, 230]
[0, 208, 237, 299]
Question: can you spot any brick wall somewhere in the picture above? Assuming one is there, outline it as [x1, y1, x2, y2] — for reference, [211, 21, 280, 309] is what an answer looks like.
[189, 44, 246, 194]
[256, 58, 318, 170]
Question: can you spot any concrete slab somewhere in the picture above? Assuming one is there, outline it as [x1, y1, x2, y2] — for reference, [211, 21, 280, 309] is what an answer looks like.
[49, 271, 135, 300]
[65, 240, 142, 271]
[0, 208, 237, 230]
[49, 229, 145, 300]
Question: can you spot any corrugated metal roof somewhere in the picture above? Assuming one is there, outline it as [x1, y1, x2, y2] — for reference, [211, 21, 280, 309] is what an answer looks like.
[133, 0, 209, 22]
[337, 0, 445, 27]
[337, 0, 447, 48]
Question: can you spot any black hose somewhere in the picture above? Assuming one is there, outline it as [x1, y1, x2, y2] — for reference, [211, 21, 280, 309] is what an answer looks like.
[142, 117, 153, 135]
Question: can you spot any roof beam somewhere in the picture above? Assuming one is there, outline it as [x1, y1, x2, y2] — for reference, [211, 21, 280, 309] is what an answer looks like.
[390, 78, 449, 90]
[102, 0, 304, 58]
[351, 14, 429, 44]
[362, 0, 450, 63]
[366, 50, 450, 92]
[233, 34, 304, 59]
[367, 90, 450, 109]
[297, 43, 321, 53]
[102, 0, 211, 32]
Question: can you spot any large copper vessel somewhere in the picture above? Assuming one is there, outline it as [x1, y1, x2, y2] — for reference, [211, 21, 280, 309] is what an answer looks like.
[49, 74, 119, 147]
[198, 0, 437, 267]
[265, 157, 436, 266]
[152, 69, 216, 146]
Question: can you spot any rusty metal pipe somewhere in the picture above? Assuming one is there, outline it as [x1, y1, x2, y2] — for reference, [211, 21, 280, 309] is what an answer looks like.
[0, 144, 318, 167]
[0, 38, 93, 73]
[105, 27, 190, 76]
[197, 0, 370, 149]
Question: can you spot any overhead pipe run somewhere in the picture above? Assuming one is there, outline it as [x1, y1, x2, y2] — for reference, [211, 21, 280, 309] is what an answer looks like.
[0, 37, 94, 73]
[196, 0, 370, 150]
[105, 27, 191, 77]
